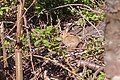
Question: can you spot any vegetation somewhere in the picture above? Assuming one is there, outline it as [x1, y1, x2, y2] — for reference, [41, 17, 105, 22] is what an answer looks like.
[0, 0, 105, 80]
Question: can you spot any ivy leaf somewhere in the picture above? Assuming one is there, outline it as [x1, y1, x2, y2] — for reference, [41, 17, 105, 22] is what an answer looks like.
[55, 37, 63, 41]
[20, 34, 25, 40]
[34, 39, 42, 46]
[43, 40, 50, 47]
[1, 7, 9, 12]
[4, 40, 10, 46]
[97, 72, 105, 80]
[34, 28, 44, 34]
[30, 33, 36, 39]
[0, 9, 3, 15]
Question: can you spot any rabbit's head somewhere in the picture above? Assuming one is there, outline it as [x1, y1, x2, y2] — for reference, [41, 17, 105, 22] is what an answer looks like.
[60, 28, 70, 39]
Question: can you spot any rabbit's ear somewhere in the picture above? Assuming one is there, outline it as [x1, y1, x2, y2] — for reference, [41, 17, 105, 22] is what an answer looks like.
[65, 27, 69, 33]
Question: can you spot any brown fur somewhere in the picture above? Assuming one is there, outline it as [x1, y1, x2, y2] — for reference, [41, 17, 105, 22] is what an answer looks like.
[60, 28, 81, 49]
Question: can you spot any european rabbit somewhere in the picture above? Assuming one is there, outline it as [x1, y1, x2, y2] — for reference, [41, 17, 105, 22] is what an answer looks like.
[60, 28, 81, 49]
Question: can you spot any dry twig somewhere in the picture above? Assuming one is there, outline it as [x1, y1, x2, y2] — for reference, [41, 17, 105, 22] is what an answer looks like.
[0, 22, 8, 68]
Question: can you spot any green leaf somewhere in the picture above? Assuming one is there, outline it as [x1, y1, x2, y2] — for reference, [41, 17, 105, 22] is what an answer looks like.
[0, 56, 3, 59]
[20, 34, 25, 40]
[34, 28, 44, 34]
[1, 7, 9, 12]
[97, 72, 105, 80]
[45, 29, 51, 34]
[90, 0, 95, 3]
[55, 37, 63, 41]
[34, 39, 42, 46]
[82, 0, 90, 4]
[45, 26, 53, 34]
[30, 33, 36, 39]
[4, 40, 10, 46]
[0, 9, 3, 15]
[43, 40, 50, 47]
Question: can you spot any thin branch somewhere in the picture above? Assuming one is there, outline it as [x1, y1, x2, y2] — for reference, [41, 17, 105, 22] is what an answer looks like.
[23, 15, 37, 79]
[3, 0, 36, 40]
[79, 60, 104, 71]
[0, 22, 8, 68]
[0, 0, 4, 3]
[70, 6, 102, 37]
[33, 55, 81, 80]
[92, 67, 104, 80]
[48, 4, 102, 14]
[0, 21, 14, 24]
[33, 54, 104, 79]
[6, 36, 16, 42]
[0, 54, 14, 62]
